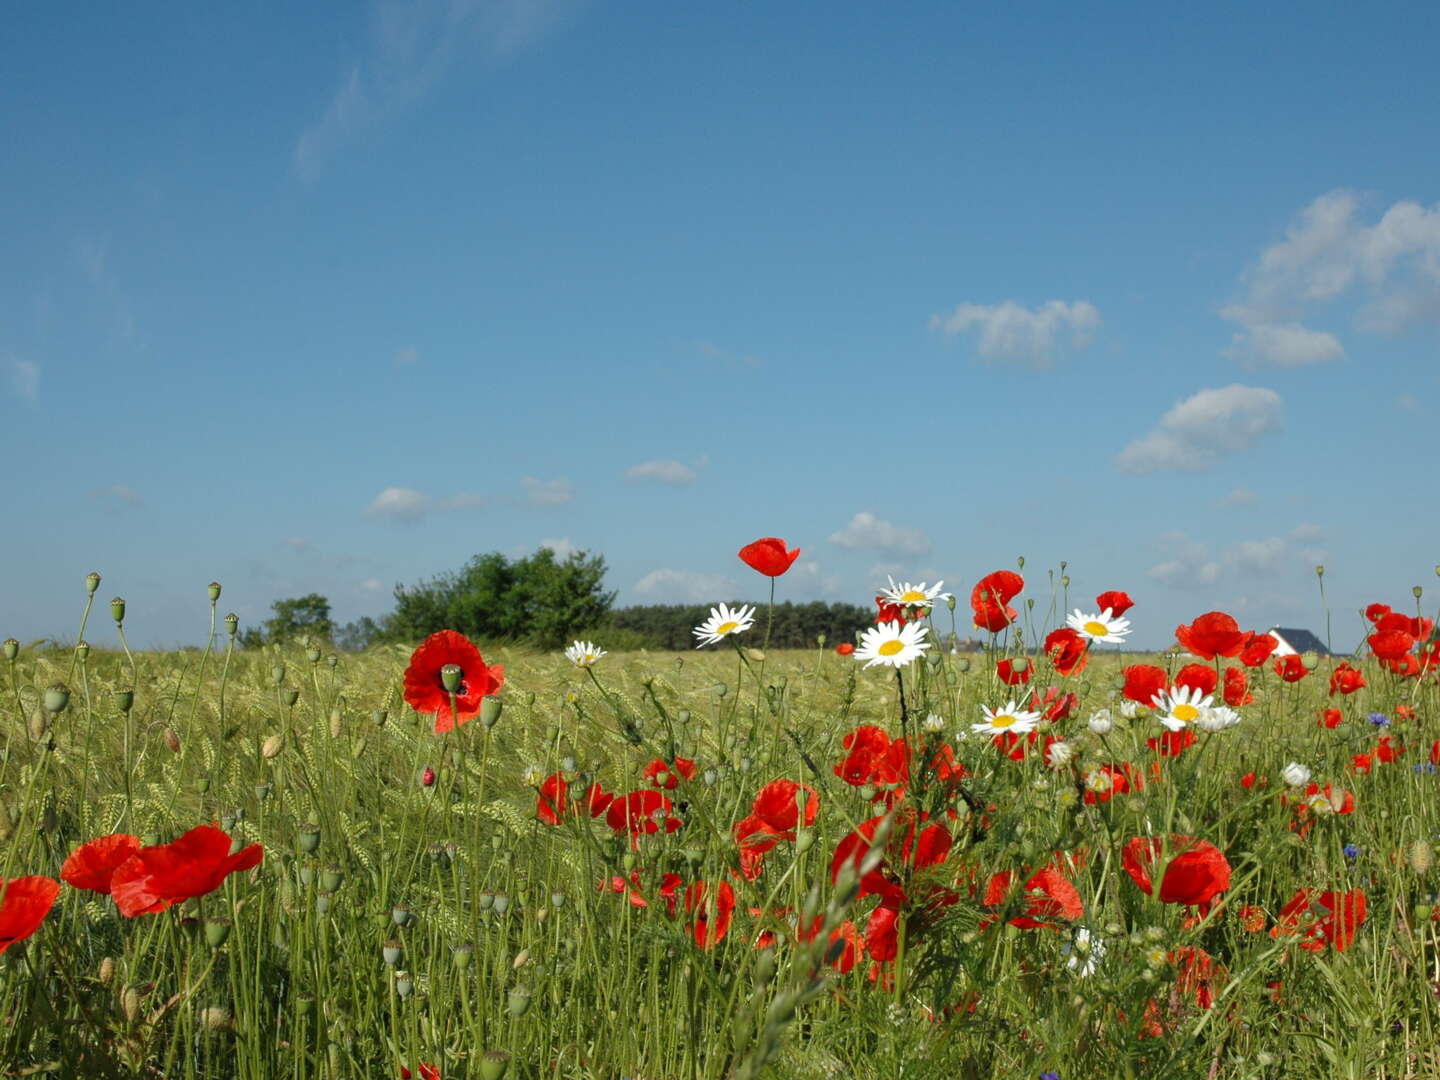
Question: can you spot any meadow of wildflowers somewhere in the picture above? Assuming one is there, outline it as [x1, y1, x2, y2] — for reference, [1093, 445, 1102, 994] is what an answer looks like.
[3, 551, 1440, 1079]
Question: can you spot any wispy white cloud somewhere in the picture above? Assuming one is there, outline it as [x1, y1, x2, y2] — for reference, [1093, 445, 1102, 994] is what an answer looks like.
[1397, 393, 1419, 411]
[357, 577, 385, 594]
[828, 511, 931, 556]
[7, 355, 39, 403]
[634, 568, 737, 603]
[1222, 189, 1440, 365]
[294, 0, 576, 182]
[89, 484, 142, 507]
[74, 236, 137, 343]
[1148, 528, 1325, 588]
[285, 536, 312, 551]
[1114, 385, 1282, 474]
[364, 486, 485, 520]
[696, 340, 763, 370]
[394, 345, 420, 367]
[538, 536, 577, 559]
[626, 459, 697, 486]
[1217, 486, 1258, 508]
[523, 476, 574, 506]
[928, 299, 1100, 367]
[1147, 532, 1223, 589]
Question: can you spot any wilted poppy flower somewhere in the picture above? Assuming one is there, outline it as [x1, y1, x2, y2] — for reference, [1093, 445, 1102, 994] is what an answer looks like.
[1174, 664, 1217, 697]
[1329, 663, 1366, 696]
[0, 876, 60, 954]
[1122, 665, 1168, 705]
[642, 757, 697, 790]
[1272, 889, 1367, 952]
[402, 630, 504, 733]
[1273, 655, 1310, 682]
[1175, 612, 1249, 660]
[1095, 590, 1134, 617]
[61, 833, 142, 894]
[1044, 628, 1088, 676]
[1121, 836, 1230, 913]
[738, 537, 800, 577]
[971, 571, 1023, 633]
[685, 880, 736, 949]
[1171, 946, 1226, 1010]
[1239, 634, 1279, 667]
[109, 825, 263, 918]
[981, 867, 1083, 930]
[1223, 667, 1252, 707]
[996, 658, 1032, 686]
[605, 791, 682, 841]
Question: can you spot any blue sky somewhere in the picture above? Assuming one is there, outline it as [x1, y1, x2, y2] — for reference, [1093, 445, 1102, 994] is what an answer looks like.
[3, 2, 1438, 650]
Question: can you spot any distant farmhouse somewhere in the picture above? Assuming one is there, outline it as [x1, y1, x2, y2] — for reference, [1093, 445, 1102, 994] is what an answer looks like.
[1267, 627, 1331, 656]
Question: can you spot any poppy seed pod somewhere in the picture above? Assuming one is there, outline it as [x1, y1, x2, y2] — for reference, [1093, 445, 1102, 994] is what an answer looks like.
[270, 665, 286, 687]
[207, 582, 222, 603]
[224, 612, 238, 637]
[43, 683, 70, 714]
[507, 984, 532, 1016]
[478, 1051, 510, 1080]
[393, 972, 412, 998]
[2, 638, 17, 661]
[382, 940, 403, 966]
[297, 824, 321, 854]
[1414, 585, 1424, 600]
[320, 866, 343, 892]
[86, 571, 101, 595]
[306, 645, 322, 664]
[75, 641, 90, 664]
[281, 689, 300, 707]
[480, 694, 503, 729]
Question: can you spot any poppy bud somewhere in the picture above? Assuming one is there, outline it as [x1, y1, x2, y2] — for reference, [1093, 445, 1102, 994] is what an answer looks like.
[43, 683, 70, 714]
[372, 708, 387, 728]
[98, 957, 115, 985]
[298, 824, 321, 853]
[481, 694, 503, 729]
[76, 641, 90, 664]
[421, 767, 436, 787]
[746, 648, 766, 662]
[795, 828, 814, 854]
[1416, 904, 1433, 922]
[86, 571, 101, 595]
[164, 728, 181, 753]
[270, 664, 286, 687]
[306, 645, 322, 664]
[224, 612, 238, 637]
[114, 688, 134, 713]
[1301, 651, 1319, 671]
[1016, 556, 1025, 570]
[1414, 585, 1424, 600]
[2, 638, 17, 661]
[1061, 575, 1071, 588]
[391, 906, 411, 927]
[507, 985, 532, 1016]
[205, 918, 232, 948]
[282, 689, 299, 707]
[479, 1051, 511, 1080]
[393, 972, 412, 998]
[383, 940, 403, 966]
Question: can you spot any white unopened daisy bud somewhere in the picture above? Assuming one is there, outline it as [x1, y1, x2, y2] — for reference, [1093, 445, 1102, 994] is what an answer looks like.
[1281, 762, 1312, 787]
[1119, 700, 1141, 720]
[922, 713, 945, 734]
[1046, 740, 1074, 768]
[1087, 709, 1113, 735]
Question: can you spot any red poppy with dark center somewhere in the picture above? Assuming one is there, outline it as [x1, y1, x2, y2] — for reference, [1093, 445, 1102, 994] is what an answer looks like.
[0, 876, 60, 955]
[1044, 628, 1088, 676]
[1174, 664, 1217, 697]
[738, 537, 800, 577]
[685, 880, 736, 949]
[1223, 667, 1252, 707]
[109, 825, 263, 918]
[402, 630, 505, 733]
[605, 791, 682, 840]
[1272, 889, 1367, 952]
[1273, 654, 1309, 682]
[1329, 663, 1366, 696]
[981, 867, 1083, 930]
[996, 658, 1032, 686]
[1095, 590, 1134, 617]
[1239, 634, 1279, 667]
[733, 778, 819, 876]
[1175, 612, 1250, 660]
[970, 571, 1023, 633]
[61, 833, 142, 894]
[1122, 664, 1168, 705]
[642, 757, 697, 790]
[1375, 735, 1403, 763]
[1121, 836, 1230, 913]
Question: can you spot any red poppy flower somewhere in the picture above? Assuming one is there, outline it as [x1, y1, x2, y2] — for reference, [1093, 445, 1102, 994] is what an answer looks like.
[1175, 612, 1249, 660]
[1095, 590, 1134, 617]
[738, 537, 800, 577]
[1240, 771, 1264, 788]
[1122, 664, 1168, 705]
[1273, 654, 1310, 682]
[834, 726, 909, 792]
[685, 880, 735, 949]
[1171, 946, 1226, 1010]
[1174, 664, 1217, 697]
[1431, 740, 1440, 766]
[1298, 781, 1355, 816]
[642, 757, 697, 790]
[536, 774, 612, 825]
[981, 867, 1083, 930]
[1329, 663, 1366, 696]
[1084, 762, 1143, 804]
[733, 778, 820, 876]
[109, 825, 263, 918]
[1036, 686, 1079, 721]
[1121, 836, 1230, 913]
[1366, 602, 1393, 624]
[970, 571, 1023, 633]
[874, 598, 906, 625]
[1223, 667, 1252, 707]
[402, 630, 505, 734]
[1383, 653, 1422, 677]
[0, 876, 60, 955]
[1375, 735, 1403, 763]
[1375, 611, 1433, 639]
[996, 658, 1032, 686]
[1272, 889, 1367, 952]
[1044, 628, 1088, 676]
[61, 833, 143, 894]
[605, 791, 682, 840]
[400, 1066, 441, 1080]
[1239, 634, 1279, 667]
[835, 642, 855, 656]
[1146, 729, 1196, 757]
[1318, 707, 1343, 729]
[1350, 753, 1373, 775]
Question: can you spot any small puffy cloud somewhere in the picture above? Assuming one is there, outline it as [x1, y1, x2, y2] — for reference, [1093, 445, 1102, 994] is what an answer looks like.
[928, 299, 1100, 367]
[1229, 537, 1290, 576]
[523, 476, 575, 506]
[89, 484, 142, 507]
[1114, 385, 1282, 474]
[626, 459, 697, 485]
[1290, 522, 1324, 541]
[1221, 318, 1344, 368]
[357, 577, 385, 594]
[8, 357, 39, 402]
[697, 340, 763, 369]
[1397, 393, 1419, 411]
[538, 537, 577, 559]
[1217, 486, 1258, 508]
[395, 346, 419, 366]
[1147, 532, 1222, 589]
[364, 487, 485, 521]
[285, 536, 311, 551]
[634, 569, 737, 603]
[828, 511, 931, 556]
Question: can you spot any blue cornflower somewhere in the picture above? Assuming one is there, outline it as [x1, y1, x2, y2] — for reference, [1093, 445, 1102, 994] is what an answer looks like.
[1343, 843, 1360, 859]
[1040, 1073, 1061, 1080]
[1415, 762, 1438, 775]
[1368, 712, 1390, 727]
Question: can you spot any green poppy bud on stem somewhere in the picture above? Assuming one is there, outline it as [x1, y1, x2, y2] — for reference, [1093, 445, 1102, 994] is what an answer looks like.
[207, 582, 222, 603]
[224, 612, 238, 637]
[481, 694, 503, 729]
[86, 571, 101, 595]
[1414, 585, 1424, 600]
[43, 683, 70, 714]
[298, 824, 321, 854]
[2, 639, 17, 661]
[479, 1051, 510, 1080]
[507, 985, 532, 1016]
[306, 645, 322, 664]
[205, 918, 231, 948]
[282, 689, 299, 707]
[75, 641, 90, 664]
[270, 664, 286, 687]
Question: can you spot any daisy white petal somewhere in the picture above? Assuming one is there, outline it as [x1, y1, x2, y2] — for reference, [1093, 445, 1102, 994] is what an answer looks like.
[692, 603, 757, 648]
[971, 700, 1042, 737]
[1153, 685, 1213, 732]
[564, 640, 607, 667]
[853, 620, 930, 669]
[1065, 608, 1132, 644]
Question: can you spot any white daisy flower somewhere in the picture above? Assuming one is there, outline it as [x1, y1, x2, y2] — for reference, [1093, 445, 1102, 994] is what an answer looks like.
[1281, 761, 1312, 787]
[1194, 705, 1241, 733]
[1066, 608, 1132, 644]
[692, 603, 757, 648]
[972, 700, 1042, 737]
[1064, 928, 1106, 977]
[1153, 685, 1213, 732]
[1046, 740, 1074, 768]
[853, 620, 930, 669]
[878, 577, 950, 610]
[564, 640, 607, 667]
[1087, 708, 1114, 734]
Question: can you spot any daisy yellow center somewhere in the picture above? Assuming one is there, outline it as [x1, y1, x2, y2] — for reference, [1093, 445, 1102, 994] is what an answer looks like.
[1084, 620, 1109, 636]
[715, 621, 738, 635]
[1173, 703, 1199, 723]
[900, 590, 927, 603]
[991, 713, 1017, 728]
[878, 640, 905, 656]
